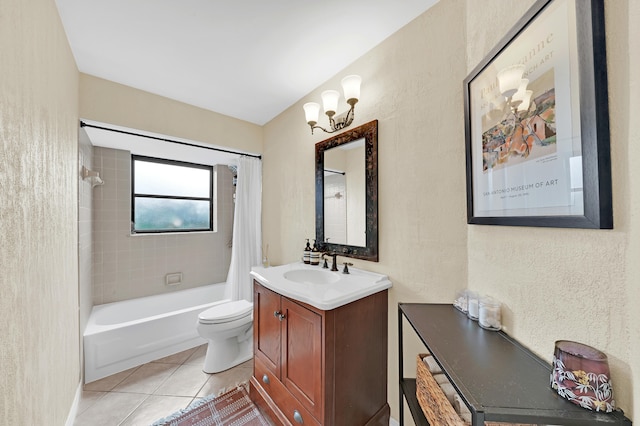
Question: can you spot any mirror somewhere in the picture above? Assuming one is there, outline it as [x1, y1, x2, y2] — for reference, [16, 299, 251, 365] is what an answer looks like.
[315, 120, 378, 261]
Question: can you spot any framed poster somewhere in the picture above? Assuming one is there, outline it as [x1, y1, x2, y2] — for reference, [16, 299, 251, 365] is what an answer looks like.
[463, 0, 612, 228]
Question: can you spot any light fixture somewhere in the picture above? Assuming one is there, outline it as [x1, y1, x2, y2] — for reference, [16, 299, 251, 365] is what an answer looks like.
[303, 75, 361, 134]
[497, 64, 525, 98]
[497, 65, 533, 114]
[496, 64, 537, 158]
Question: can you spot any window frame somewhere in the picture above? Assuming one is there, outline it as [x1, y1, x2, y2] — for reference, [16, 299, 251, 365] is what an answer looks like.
[131, 155, 214, 234]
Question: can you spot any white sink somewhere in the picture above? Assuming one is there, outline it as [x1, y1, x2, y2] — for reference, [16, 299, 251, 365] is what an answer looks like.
[283, 269, 340, 285]
[250, 262, 392, 310]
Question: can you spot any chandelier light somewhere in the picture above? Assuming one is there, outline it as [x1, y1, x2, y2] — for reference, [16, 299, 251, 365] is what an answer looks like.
[303, 75, 361, 134]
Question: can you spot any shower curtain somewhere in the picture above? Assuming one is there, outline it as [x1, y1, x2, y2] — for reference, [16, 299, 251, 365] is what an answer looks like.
[225, 156, 262, 302]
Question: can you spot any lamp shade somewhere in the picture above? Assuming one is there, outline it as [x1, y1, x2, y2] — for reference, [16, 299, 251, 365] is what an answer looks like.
[497, 64, 525, 98]
[341, 75, 361, 103]
[511, 79, 529, 103]
[550, 340, 615, 413]
[321, 90, 340, 115]
[517, 90, 533, 112]
[303, 102, 320, 125]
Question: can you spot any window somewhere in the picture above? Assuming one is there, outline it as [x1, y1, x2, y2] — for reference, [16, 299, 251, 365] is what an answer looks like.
[131, 155, 214, 233]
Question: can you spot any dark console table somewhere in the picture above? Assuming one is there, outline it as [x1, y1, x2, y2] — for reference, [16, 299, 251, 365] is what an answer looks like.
[398, 303, 632, 425]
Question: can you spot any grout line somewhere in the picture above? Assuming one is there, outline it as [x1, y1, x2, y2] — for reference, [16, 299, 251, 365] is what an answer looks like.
[117, 393, 153, 426]
[77, 346, 253, 425]
[193, 371, 212, 401]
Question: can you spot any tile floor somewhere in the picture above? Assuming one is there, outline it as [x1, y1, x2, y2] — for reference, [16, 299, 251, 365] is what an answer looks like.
[74, 345, 254, 426]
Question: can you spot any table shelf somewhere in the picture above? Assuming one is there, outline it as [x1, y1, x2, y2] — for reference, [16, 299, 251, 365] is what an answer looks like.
[398, 303, 631, 426]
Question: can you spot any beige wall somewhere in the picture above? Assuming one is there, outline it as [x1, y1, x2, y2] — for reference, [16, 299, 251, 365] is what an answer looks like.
[263, 0, 638, 422]
[79, 74, 263, 156]
[0, 0, 80, 424]
[92, 147, 235, 304]
[466, 0, 639, 418]
[262, 0, 468, 422]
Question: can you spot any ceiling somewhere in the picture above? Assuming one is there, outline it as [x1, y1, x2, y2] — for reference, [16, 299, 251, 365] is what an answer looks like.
[55, 0, 439, 126]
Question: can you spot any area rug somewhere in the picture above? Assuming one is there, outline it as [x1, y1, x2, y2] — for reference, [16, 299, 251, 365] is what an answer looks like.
[152, 385, 272, 426]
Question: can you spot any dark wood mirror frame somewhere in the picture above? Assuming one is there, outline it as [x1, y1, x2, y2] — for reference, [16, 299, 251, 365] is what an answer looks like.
[315, 119, 378, 261]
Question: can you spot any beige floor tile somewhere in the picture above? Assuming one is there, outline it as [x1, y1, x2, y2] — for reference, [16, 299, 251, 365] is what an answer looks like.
[237, 359, 254, 373]
[153, 363, 211, 397]
[151, 346, 199, 365]
[196, 364, 253, 397]
[113, 362, 179, 394]
[183, 344, 207, 366]
[83, 366, 140, 392]
[120, 395, 193, 426]
[76, 348, 257, 424]
[76, 390, 107, 416]
[73, 391, 148, 426]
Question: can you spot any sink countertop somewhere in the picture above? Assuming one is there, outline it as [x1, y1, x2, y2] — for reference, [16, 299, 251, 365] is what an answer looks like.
[250, 262, 392, 311]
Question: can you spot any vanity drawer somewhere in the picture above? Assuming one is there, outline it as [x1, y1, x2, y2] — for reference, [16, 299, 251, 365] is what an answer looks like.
[254, 357, 321, 426]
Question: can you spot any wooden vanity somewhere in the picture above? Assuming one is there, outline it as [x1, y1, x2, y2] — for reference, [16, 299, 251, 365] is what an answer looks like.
[250, 280, 390, 426]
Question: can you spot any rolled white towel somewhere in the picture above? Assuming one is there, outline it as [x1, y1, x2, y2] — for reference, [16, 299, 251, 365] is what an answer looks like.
[454, 393, 472, 423]
[440, 382, 457, 405]
[433, 374, 450, 386]
[422, 355, 442, 374]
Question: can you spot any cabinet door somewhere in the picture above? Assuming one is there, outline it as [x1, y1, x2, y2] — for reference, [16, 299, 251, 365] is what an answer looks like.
[281, 297, 323, 421]
[254, 283, 282, 377]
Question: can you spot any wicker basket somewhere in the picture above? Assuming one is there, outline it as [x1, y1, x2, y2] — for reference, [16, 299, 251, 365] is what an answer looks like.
[416, 354, 535, 426]
[416, 353, 467, 425]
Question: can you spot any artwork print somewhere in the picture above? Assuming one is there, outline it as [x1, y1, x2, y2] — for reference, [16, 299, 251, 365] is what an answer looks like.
[463, 0, 612, 229]
[482, 69, 556, 173]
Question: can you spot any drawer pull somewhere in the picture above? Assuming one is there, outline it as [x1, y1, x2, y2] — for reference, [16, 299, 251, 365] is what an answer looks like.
[262, 374, 270, 384]
[293, 410, 304, 424]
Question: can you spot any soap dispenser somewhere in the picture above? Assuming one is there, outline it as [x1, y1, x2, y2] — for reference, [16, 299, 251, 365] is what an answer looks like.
[303, 239, 311, 264]
[310, 240, 320, 266]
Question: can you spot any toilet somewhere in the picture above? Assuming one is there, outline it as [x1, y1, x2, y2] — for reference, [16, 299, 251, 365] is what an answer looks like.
[196, 299, 253, 374]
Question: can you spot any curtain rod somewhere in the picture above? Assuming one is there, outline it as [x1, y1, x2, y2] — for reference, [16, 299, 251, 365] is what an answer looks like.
[324, 168, 345, 175]
[80, 121, 262, 160]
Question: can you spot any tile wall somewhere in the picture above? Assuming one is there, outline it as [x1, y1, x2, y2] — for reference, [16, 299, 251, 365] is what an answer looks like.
[92, 147, 235, 304]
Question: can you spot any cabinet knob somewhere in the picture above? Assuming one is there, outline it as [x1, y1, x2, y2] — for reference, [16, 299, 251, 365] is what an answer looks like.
[274, 310, 286, 321]
[262, 374, 270, 384]
[293, 410, 304, 424]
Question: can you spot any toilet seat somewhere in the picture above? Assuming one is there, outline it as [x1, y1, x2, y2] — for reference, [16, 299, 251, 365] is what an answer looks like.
[199, 300, 252, 324]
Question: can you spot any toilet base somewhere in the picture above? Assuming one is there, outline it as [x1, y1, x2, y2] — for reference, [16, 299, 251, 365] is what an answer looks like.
[202, 335, 253, 374]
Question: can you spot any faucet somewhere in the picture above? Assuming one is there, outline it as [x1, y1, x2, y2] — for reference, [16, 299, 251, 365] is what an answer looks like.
[321, 253, 329, 269]
[321, 252, 345, 272]
[323, 252, 338, 271]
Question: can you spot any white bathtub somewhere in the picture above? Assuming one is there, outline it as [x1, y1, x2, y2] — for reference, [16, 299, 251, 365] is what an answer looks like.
[84, 283, 228, 383]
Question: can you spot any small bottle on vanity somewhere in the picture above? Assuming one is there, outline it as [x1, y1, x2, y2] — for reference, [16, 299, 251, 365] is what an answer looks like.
[303, 239, 311, 264]
[310, 240, 320, 265]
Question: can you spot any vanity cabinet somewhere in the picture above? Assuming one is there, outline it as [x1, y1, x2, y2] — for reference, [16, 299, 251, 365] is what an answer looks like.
[251, 280, 390, 426]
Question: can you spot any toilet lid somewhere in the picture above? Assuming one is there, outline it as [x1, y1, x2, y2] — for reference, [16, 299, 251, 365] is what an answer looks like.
[199, 300, 253, 324]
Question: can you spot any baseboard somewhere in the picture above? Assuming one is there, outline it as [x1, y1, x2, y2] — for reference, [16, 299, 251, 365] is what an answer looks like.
[65, 382, 82, 426]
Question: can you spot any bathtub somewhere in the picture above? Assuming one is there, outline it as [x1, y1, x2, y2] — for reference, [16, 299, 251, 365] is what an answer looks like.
[84, 283, 228, 383]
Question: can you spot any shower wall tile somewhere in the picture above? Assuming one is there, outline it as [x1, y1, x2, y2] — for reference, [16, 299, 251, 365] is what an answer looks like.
[92, 147, 234, 305]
